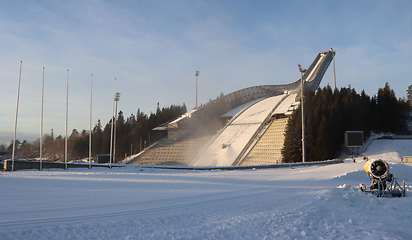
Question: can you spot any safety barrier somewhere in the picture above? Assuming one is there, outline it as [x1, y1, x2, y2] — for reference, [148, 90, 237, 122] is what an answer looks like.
[3, 159, 115, 171]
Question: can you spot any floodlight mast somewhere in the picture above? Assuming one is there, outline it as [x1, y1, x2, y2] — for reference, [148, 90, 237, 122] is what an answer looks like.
[109, 78, 116, 168]
[114, 92, 120, 164]
[195, 71, 199, 108]
[298, 64, 307, 163]
[331, 48, 336, 90]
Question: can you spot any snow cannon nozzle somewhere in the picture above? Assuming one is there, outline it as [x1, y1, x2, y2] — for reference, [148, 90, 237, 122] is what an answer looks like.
[364, 159, 389, 179]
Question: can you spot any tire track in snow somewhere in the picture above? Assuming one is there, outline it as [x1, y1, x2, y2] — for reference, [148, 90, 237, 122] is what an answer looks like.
[0, 187, 283, 230]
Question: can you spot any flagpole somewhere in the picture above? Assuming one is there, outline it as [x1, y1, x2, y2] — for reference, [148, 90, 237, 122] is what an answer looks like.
[40, 67, 45, 171]
[89, 74, 92, 169]
[65, 69, 69, 170]
[11, 61, 22, 172]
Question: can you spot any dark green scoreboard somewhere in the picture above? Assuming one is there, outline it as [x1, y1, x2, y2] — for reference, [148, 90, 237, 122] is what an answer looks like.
[345, 131, 363, 147]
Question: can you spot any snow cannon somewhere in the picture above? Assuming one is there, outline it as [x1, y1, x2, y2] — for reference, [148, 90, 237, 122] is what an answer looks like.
[356, 159, 406, 197]
[363, 159, 389, 179]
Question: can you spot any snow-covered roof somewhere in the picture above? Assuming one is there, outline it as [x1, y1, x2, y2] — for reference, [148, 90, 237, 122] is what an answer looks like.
[153, 108, 199, 130]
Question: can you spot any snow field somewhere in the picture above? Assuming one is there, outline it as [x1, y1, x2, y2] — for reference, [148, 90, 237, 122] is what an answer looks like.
[0, 139, 411, 239]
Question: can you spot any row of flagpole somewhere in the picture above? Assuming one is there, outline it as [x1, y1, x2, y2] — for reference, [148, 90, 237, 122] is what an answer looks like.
[10, 62, 117, 171]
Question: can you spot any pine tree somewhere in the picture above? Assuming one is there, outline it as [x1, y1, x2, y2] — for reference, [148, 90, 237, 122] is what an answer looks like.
[92, 120, 103, 156]
[377, 82, 403, 133]
[282, 109, 302, 163]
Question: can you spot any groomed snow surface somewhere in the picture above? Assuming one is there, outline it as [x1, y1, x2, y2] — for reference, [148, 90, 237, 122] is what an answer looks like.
[1, 139, 412, 239]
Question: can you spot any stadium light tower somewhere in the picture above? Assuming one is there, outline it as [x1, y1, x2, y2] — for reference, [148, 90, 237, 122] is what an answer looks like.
[109, 78, 116, 168]
[298, 64, 307, 163]
[195, 71, 199, 108]
[113, 92, 120, 163]
[331, 48, 337, 90]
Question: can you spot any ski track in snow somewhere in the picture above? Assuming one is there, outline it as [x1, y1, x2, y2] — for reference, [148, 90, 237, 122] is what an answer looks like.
[1, 140, 412, 239]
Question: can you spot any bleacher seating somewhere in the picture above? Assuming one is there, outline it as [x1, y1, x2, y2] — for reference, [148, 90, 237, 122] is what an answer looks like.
[128, 122, 219, 166]
[240, 117, 288, 166]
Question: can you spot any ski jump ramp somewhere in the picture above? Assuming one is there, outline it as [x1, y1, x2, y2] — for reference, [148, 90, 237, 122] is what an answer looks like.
[128, 50, 334, 166]
[189, 50, 334, 167]
[189, 94, 287, 166]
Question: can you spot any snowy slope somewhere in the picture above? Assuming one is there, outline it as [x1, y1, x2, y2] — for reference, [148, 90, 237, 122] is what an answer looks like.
[364, 139, 412, 162]
[1, 140, 411, 239]
[192, 94, 286, 167]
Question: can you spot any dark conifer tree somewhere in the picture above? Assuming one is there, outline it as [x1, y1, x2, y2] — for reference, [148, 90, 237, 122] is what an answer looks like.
[376, 82, 406, 133]
[92, 120, 103, 156]
[281, 108, 302, 163]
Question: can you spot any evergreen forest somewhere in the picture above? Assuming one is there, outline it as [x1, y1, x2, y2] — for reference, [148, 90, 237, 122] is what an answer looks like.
[282, 83, 411, 163]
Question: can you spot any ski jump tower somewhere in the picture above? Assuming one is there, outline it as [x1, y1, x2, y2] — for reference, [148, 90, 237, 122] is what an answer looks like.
[126, 50, 334, 166]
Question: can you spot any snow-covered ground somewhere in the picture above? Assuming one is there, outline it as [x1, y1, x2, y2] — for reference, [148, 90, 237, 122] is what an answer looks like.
[1, 139, 411, 239]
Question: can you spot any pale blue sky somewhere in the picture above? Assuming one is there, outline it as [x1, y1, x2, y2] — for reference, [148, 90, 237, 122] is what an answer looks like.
[1, 0, 412, 144]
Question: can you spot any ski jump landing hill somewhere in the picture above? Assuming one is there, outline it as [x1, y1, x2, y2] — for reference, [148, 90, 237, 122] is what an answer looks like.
[125, 50, 334, 167]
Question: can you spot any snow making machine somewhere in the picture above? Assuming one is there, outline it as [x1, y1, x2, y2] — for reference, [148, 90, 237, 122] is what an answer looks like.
[356, 159, 406, 197]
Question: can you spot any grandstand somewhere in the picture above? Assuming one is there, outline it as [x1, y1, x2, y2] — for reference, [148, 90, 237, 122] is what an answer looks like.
[124, 50, 334, 166]
[239, 117, 288, 166]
